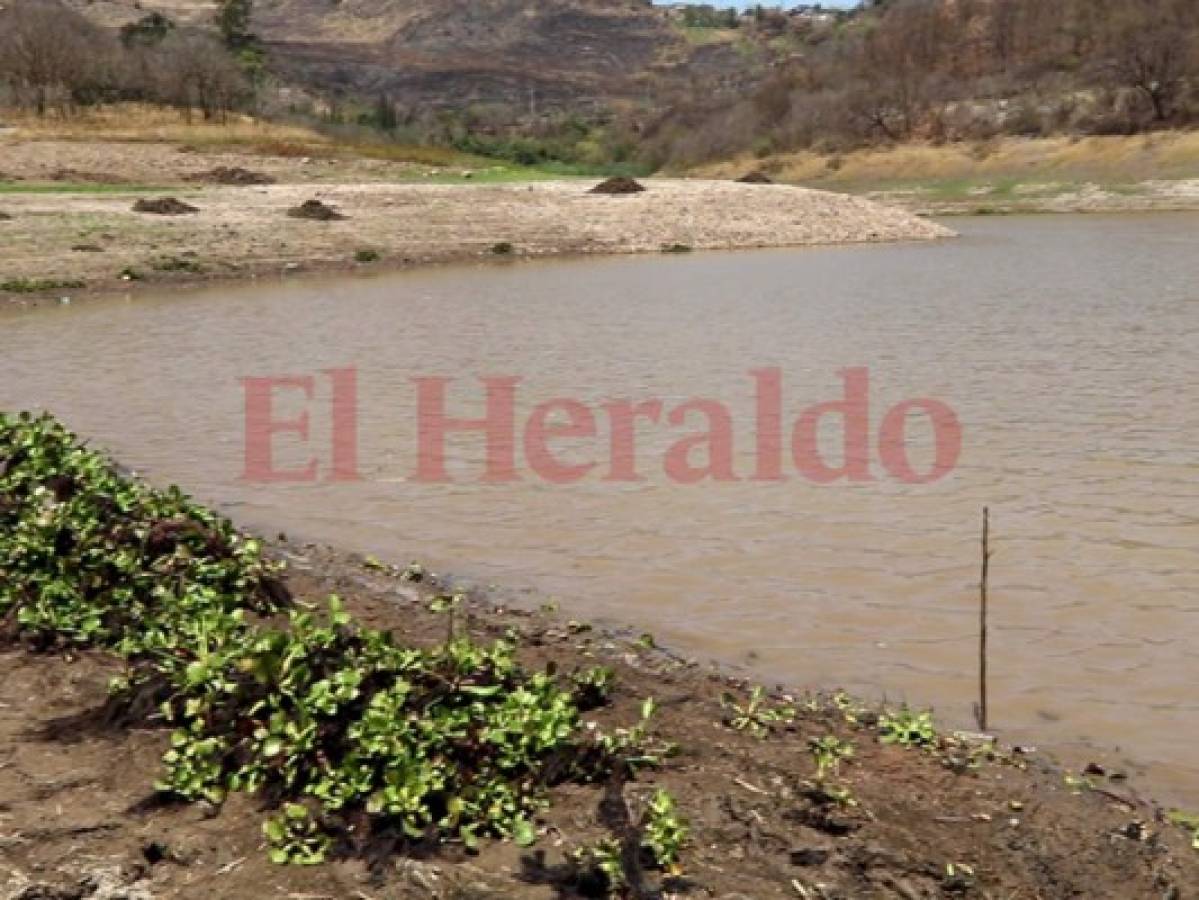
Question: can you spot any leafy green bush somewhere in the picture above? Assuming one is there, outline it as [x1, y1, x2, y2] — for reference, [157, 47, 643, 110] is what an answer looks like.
[0, 411, 670, 868]
[0, 411, 285, 653]
[150, 597, 587, 855]
[721, 685, 795, 737]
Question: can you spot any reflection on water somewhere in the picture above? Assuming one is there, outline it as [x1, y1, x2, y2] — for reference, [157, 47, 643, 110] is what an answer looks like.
[3, 213, 1198, 803]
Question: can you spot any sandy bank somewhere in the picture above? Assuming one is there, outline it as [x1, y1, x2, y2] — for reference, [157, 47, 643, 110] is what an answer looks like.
[0, 138, 950, 306]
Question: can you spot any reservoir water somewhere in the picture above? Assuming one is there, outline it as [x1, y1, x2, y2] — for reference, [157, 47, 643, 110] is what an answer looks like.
[3, 213, 1198, 804]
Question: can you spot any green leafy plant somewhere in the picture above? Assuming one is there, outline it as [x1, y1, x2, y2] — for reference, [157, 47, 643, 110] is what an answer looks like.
[264, 803, 333, 865]
[588, 696, 675, 775]
[809, 735, 855, 779]
[570, 838, 627, 895]
[721, 686, 795, 738]
[571, 666, 615, 710]
[829, 690, 872, 726]
[0, 412, 665, 868]
[879, 706, 938, 748]
[354, 249, 381, 263]
[567, 790, 689, 896]
[642, 789, 689, 874]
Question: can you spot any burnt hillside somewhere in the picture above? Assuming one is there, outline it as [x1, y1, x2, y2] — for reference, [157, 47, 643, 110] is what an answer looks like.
[61, 0, 755, 116]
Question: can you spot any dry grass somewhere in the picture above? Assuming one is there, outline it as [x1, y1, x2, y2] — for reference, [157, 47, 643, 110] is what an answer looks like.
[696, 132, 1199, 188]
[3, 104, 329, 148]
[0, 103, 479, 168]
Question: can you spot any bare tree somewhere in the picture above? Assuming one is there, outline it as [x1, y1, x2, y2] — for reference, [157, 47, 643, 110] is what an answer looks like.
[1102, 0, 1198, 123]
[155, 32, 250, 123]
[0, 0, 103, 116]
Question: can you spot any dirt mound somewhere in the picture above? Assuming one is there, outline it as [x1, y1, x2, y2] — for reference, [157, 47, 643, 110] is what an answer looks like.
[589, 176, 646, 195]
[287, 199, 347, 220]
[0, 211, 11, 221]
[132, 197, 199, 216]
[189, 166, 276, 186]
[736, 171, 775, 184]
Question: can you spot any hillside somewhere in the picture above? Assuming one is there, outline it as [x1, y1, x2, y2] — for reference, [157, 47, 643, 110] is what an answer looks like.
[62, 0, 756, 117]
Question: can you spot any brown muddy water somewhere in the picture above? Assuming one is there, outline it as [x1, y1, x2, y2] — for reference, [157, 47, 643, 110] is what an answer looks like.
[3, 214, 1198, 805]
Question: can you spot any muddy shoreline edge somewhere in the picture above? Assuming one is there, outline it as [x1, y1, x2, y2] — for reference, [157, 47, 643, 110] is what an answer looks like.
[2, 414, 1198, 898]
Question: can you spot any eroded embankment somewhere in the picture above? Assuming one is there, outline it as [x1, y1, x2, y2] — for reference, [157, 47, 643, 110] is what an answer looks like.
[0, 411, 1197, 899]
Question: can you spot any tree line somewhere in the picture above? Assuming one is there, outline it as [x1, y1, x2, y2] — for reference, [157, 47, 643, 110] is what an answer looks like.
[0, 0, 258, 121]
[641, 0, 1199, 166]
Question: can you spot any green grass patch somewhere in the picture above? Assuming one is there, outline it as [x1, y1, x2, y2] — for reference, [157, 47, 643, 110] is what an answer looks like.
[397, 159, 651, 185]
[0, 277, 86, 293]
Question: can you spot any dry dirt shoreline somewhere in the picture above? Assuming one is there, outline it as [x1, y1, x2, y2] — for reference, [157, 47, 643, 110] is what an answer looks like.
[0, 138, 951, 309]
[3, 537, 1199, 899]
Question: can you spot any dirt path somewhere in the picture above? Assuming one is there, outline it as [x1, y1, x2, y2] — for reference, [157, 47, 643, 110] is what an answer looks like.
[0, 138, 950, 307]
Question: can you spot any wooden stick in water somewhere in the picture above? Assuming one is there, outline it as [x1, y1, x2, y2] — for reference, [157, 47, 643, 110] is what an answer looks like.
[977, 507, 992, 733]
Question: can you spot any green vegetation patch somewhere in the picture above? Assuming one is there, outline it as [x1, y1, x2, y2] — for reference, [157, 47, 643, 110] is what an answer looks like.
[0, 412, 685, 875]
[0, 277, 86, 293]
[151, 255, 204, 273]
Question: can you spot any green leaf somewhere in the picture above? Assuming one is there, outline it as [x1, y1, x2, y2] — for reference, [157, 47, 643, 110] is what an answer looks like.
[512, 817, 538, 847]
